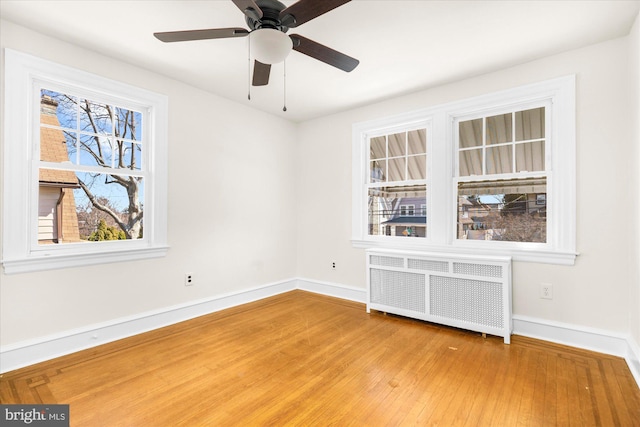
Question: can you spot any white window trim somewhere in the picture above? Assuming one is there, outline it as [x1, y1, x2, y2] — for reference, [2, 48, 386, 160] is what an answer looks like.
[2, 49, 169, 274]
[352, 76, 576, 265]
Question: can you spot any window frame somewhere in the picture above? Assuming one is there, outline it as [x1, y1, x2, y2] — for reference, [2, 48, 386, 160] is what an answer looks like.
[358, 117, 432, 245]
[452, 100, 551, 248]
[2, 49, 169, 274]
[352, 76, 576, 265]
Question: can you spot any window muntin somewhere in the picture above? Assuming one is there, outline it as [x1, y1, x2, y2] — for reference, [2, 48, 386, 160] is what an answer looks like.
[37, 88, 146, 246]
[456, 106, 548, 244]
[458, 107, 546, 177]
[367, 127, 428, 239]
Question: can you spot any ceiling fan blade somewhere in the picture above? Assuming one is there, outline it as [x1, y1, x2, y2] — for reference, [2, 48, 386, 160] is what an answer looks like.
[290, 34, 359, 72]
[232, 0, 263, 21]
[154, 28, 249, 43]
[252, 60, 271, 86]
[280, 0, 351, 28]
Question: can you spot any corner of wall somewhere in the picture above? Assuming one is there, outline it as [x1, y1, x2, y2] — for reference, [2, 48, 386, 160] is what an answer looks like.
[629, 9, 640, 353]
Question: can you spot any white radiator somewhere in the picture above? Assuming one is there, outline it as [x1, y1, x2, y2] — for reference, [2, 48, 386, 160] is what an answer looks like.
[366, 249, 512, 343]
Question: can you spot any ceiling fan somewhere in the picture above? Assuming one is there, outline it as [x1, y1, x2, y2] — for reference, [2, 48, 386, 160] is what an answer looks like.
[154, 0, 359, 87]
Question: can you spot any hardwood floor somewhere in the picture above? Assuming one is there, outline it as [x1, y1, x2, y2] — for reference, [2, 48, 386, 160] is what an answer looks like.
[1, 290, 639, 426]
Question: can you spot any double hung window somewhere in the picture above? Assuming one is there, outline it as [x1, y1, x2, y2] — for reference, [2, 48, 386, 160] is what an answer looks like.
[455, 105, 549, 243]
[353, 76, 576, 264]
[367, 126, 428, 239]
[2, 49, 168, 273]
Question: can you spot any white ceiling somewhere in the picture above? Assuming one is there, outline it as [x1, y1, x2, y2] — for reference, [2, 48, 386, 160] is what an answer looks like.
[1, 0, 639, 122]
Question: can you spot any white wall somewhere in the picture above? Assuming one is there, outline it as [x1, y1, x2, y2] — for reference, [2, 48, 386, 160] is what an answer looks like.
[0, 20, 298, 346]
[629, 12, 640, 350]
[296, 32, 636, 334]
[1, 13, 638, 367]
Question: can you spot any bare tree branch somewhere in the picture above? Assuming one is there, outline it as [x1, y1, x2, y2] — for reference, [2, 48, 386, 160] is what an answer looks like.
[77, 179, 129, 233]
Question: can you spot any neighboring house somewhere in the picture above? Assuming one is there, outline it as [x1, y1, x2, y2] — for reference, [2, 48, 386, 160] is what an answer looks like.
[38, 96, 81, 244]
[458, 194, 547, 240]
[381, 196, 427, 237]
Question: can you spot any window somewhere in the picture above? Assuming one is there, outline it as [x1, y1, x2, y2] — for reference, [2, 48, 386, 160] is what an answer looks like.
[366, 124, 429, 240]
[2, 49, 168, 273]
[456, 105, 548, 243]
[352, 76, 576, 265]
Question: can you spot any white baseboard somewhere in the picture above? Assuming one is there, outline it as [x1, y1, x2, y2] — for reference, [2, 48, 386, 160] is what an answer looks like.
[624, 336, 640, 388]
[0, 278, 297, 373]
[294, 277, 367, 303]
[512, 315, 630, 356]
[513, 315, 640, 389]
[2, 278, 639, 391]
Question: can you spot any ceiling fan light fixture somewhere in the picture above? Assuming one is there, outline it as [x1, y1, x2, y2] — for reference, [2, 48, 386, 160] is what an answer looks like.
[250, 28, 292, 64]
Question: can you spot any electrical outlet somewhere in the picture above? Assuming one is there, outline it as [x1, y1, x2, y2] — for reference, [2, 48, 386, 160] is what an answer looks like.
[332, 262, 336, 270]
[185, 273, 194, 286]
[540, 283, 553, 299]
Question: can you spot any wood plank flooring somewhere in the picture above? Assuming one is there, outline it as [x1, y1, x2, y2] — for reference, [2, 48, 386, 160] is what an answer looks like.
[1, 290, 639, 426]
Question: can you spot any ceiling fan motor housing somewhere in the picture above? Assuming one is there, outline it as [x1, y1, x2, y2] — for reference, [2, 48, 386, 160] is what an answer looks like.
[246, 0, 292, 32]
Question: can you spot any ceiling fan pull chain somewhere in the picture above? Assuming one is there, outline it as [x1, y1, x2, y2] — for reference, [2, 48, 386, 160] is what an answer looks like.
[283, 59, 287, 112]
[247, 38, 251, 100]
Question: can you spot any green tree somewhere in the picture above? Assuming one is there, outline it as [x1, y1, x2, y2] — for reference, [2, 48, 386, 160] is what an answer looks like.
[88, 219, 127, 241]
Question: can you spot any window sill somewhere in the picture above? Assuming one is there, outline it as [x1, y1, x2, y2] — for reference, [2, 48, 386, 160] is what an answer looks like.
[351, 239, 577, 265]
[2, 245, 170, 275]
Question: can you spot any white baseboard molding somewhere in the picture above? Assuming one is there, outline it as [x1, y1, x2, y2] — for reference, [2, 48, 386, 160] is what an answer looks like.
[2, 278, 639, 391]
[294, 277, 367, 303]
[512, 315, 630, 356]
[0, 278, 297, 373]
[624, 336, 640, 389]
[513, 315, 640, 389]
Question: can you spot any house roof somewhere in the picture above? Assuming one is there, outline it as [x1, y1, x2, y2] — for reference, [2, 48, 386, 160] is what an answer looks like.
[382, 216, 426, 226]
[39, 97, 79, 188]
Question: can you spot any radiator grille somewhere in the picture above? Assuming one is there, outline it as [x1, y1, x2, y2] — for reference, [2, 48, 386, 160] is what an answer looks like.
[453, 262, 502, 278]
[407, 258, 449, 272]
[370, 269, 426, 313]
[430, 275, 503, 328]
[370, 255, 404, 268]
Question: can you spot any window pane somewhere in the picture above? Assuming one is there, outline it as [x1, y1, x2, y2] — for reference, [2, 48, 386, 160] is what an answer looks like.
[80, 99, 112, 135]
[79, 134, 113, 168]
[486, 145, 513, 174]
[459, 118, 482, 148]
[486, 113, 512, 145]
[37, 170, 144, 244]
[388, 132, 406, 157]
[457, 179, 546, 243]
[41, 90, 77, 129]
[368, 185, 427, 238]
[116, 107, 143, 141]
[407, 155, 426, 180]
[40, 126, 74, 163]
[370, 136, 386, 160]
[370, 160, 386, 183]
[408, 129, 426, 155]
[388, 157, 406, 182]
[516, 141, 545, 172]
[459, 149, 482, 176]
[115, 141, 142, 170]
[516, 107, 545, 141]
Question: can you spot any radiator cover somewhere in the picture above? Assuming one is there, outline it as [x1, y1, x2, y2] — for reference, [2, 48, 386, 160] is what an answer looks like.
[367, 249, 512, 343]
